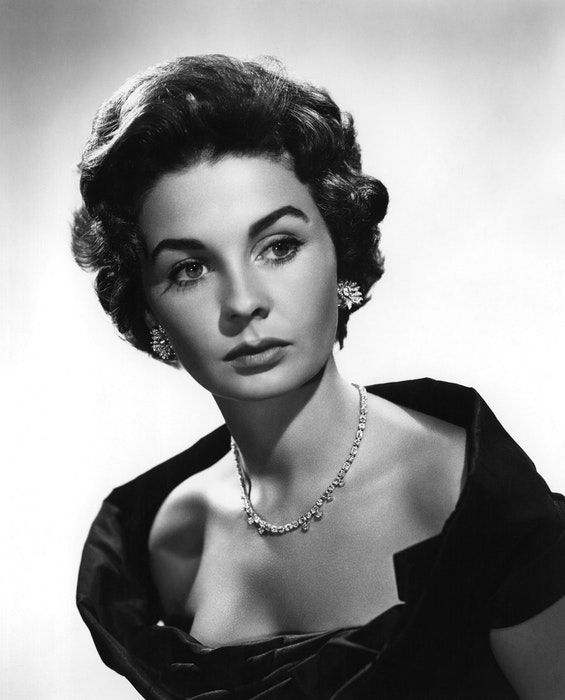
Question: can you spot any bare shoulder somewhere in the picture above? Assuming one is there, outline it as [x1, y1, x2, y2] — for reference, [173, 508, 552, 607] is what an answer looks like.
[365, 392, 467, 527]
[148, 455, 232, 615]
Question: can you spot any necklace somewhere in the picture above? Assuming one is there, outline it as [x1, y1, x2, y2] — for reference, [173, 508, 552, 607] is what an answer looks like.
[231, 384, 368, 536]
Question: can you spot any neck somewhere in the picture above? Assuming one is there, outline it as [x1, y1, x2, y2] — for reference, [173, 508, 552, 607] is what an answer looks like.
[214, 356, 361, 489]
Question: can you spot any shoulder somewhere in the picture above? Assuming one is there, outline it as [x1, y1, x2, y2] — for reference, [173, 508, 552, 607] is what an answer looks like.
[147, 452, 234, 615]
[148, 453, 233, 546]
[92, 424, 230, 616]
[77, 426, 232, 640]
[362, 383, 467, 532]
[104, 424, 230, 522]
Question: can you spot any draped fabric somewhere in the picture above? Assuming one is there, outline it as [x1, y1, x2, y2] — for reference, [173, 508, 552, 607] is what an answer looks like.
[77, 379, 565, 698]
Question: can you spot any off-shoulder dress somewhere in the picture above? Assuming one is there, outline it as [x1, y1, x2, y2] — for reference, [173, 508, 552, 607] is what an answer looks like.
[77, 378, 565, 698]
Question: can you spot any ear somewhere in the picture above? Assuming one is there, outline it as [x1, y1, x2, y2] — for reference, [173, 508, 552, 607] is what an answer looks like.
[144, 308, 158, 330]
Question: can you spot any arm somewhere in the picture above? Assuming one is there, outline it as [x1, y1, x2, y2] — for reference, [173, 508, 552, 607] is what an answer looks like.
[490, 594, 565, 700]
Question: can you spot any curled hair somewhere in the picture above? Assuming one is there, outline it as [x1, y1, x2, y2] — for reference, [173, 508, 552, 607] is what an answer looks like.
[72, 55, 388, 362]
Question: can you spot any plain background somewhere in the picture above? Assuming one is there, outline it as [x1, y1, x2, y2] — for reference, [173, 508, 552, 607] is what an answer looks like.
[2, 1, 564, 698]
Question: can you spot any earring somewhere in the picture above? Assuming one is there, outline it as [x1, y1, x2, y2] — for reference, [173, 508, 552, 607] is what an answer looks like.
[337, 280, 363, 310]
[150, 325, 176, 361]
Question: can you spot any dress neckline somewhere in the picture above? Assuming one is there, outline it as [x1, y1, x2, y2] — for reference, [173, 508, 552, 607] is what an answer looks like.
[77, 378, 561, 699]
[97, 379, 484, 652]
[157, 379, 475, 648]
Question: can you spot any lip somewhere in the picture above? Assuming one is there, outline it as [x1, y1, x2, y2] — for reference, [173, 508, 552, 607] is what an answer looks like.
[223, 338, 290, 367]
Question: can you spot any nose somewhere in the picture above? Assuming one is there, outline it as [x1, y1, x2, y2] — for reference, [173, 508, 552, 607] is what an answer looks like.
[219, 266, 271, 330]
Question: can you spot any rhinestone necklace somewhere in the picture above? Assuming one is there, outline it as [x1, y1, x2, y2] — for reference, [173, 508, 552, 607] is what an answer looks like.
[231, 385, 368, 536]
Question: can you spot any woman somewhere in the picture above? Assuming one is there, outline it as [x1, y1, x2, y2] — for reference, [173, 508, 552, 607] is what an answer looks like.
[74, 55, 565, 699]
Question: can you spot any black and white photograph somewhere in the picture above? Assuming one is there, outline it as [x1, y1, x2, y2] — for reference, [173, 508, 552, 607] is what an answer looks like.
[2, 1, 565, 698]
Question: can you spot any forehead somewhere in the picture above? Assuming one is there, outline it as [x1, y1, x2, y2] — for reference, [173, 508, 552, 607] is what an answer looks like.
[139, 155, 319, 247]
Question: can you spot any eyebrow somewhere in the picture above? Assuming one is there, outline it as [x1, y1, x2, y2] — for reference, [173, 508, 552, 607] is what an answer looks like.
[149, 205, 308, 263]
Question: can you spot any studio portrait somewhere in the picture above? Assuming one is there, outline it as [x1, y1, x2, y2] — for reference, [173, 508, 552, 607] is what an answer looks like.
[2, 1, 565, 699]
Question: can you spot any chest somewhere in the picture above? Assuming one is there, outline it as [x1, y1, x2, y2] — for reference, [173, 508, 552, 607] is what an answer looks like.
[185, 471, 439, 646]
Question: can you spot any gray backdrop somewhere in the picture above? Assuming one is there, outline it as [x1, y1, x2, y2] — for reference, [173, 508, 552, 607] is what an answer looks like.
[2, 1, 564, 698]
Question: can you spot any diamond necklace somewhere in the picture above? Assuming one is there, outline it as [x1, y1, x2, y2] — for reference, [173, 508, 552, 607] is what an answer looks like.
[231, 385, 368, 536]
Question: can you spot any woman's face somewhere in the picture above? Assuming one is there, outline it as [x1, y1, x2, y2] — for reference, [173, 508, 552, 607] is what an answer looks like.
[140, 155, 339, 401]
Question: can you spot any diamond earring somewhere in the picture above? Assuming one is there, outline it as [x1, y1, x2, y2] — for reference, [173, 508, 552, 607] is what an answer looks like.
[150, 325, 176, 361]
[337, 280, 363, 310]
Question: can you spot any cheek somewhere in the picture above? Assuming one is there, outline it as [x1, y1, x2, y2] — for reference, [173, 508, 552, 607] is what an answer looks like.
[148, 292, 218, 369]
[171, 307, 214, 354]
[171, 321, 223, 387]
[311, 275, 339, 343]
[289, 247, 338, 345]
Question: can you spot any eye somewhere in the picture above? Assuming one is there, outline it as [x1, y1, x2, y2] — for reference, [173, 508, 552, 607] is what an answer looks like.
[169, 259, 209, 287]
[259, 236, 302, 264]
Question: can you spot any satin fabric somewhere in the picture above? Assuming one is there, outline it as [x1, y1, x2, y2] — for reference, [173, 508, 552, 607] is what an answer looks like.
[77, 378, 565, 698]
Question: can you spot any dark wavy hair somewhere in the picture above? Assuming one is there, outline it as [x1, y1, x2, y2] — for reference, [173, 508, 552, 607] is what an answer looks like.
[72, 55, 388, 364]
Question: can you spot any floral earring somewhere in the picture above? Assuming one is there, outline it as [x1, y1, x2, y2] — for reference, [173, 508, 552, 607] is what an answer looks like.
[337, 280, 363, 310]
[150, 325, 176, 361]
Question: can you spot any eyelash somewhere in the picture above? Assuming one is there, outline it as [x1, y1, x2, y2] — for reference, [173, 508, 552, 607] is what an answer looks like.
[168, 259, 208, 289]
[260, 235, 303, 266]
[167, 235, 303, 290]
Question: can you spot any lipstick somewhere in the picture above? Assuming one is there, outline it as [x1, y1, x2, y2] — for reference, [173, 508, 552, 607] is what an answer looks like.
[224, 339, 289, 371]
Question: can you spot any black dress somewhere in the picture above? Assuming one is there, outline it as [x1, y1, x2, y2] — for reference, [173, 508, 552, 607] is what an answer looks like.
[77, 379, 565, 699]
